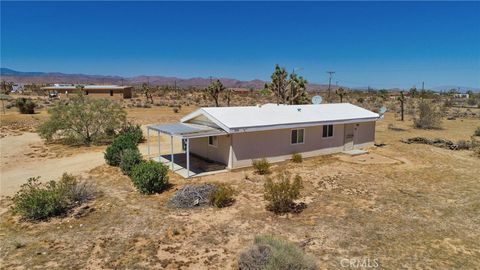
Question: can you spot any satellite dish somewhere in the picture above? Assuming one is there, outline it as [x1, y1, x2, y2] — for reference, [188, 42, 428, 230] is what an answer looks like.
[312, 95, 323, 104]
[379, 106, 387, 115]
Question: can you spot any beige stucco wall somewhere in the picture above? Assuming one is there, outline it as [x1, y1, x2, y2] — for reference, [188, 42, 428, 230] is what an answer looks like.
[189, 135, 231, 165]
[188, 121, 376, 169]
[353, 121, 376, 148]
[230, 124, 347, 168]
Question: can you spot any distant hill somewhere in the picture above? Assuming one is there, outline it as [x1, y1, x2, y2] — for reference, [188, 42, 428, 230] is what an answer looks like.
[0, 68, 331, 91]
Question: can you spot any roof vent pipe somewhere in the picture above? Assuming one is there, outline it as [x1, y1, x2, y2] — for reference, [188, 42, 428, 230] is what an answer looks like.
[297, 108, 301, 112]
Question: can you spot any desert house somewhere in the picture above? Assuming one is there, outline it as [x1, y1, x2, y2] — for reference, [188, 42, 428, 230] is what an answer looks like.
[41, 84, 133, 99]
[147, 103, 380, 178]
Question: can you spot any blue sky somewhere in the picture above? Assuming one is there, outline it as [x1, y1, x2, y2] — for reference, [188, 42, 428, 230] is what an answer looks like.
[1, 1, 479, 89]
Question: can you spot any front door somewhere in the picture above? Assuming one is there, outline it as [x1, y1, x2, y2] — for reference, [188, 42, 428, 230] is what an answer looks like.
[344, 124, 354, 150]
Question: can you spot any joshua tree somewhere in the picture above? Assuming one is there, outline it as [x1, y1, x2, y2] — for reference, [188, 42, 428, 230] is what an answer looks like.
[288, 73, 308, 105]
[266, 65, 289, 104]
[409, 87, 418, 98]
[224, 88, 232, 107]
[398, 91, 405, 121]
[142, 83, 154, 103]
[336, 87, 347, 103]
[205, 79, 225, 107]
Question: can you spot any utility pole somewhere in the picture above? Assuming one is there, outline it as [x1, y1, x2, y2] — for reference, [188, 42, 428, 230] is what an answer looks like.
[422, 81, 424, 92]
[326, 71, 335, 101]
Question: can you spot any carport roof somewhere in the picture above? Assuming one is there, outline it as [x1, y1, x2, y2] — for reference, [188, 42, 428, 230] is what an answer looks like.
[147, 123, 226, 138]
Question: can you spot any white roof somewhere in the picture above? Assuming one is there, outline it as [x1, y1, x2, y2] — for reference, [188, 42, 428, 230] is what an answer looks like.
[182, 103, 380, 133]
[41, 85, 130, 90]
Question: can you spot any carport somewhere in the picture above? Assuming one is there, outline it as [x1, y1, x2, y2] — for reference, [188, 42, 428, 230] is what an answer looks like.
[146, 123, 227, 178]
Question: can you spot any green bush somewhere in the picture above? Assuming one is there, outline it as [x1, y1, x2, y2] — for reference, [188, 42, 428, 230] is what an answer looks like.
[252, 158, 271, 175]
[264, 172, 303, 214]
[104, 134, 138, 166]
[474, 127, 480, 137]
[291, 153, 303, 163]
[38, 94, 126, 145]
[11, 174, 94, 221]
[15, 98, 36, 114]
[120, 148, 142, 175]
[130, 161, 169, 194]
[119, 123, 144, 144]
[209, 184, 235, 208]
[238, 235, 317, 270]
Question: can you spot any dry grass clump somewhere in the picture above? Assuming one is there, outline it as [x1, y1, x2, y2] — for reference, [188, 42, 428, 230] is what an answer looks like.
[291, 153, 303, 163]
[264, 171, 305, 214]
[474, 127, 480, 137]
[238, 235, 317, 270]
[209, 183, 236, 208]
[252, 158, 271, 175]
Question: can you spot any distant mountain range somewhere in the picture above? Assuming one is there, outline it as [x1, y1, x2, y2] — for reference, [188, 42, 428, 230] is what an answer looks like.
[0, 68, 330, 91]
[1, 68, 478, 92]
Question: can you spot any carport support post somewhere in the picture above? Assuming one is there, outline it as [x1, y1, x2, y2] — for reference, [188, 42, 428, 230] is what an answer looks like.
[157, 131, 161, 160]
[147, 127, 150, 159]
[170, 135, 174, 170]
[186, 138, 190, 178]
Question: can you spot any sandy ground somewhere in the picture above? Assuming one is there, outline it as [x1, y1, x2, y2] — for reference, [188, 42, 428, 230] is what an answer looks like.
[0, 132, 105, 198]
[0, 105, 479, 269]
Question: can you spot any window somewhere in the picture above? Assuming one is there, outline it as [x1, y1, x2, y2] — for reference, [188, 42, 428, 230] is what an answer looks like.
[208, 136, 218, 147]
[323, 125, 334, 138]
[110, 90, 114, 96]
[291, 129, 304, 144]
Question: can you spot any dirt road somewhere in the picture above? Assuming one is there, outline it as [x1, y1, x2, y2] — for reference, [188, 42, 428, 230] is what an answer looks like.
[0, 133, 105, 197]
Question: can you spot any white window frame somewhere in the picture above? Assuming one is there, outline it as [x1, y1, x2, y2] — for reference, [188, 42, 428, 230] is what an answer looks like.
[208, 136, 218, 148]
[322, 124, 334, 138]
[290, 128, 305, 145]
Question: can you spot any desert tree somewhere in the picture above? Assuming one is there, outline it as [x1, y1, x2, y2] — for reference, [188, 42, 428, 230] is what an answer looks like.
[224, 88, 232, 107]
[142, 83, 154, 103]
[38, 94, 127, 145]
[336, 87, 347, 103]
[288, 73, 309, 105]
[409, 87, 418, 99]
[398, 91, 406, 121]
[266, 65, 289, 104]
[205, 79, 225, 107]
[413, 99, 442, 129]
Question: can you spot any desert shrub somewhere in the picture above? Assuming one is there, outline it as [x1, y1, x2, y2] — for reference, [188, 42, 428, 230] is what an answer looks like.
[118, 123, 144, 144]
[456, 140, 471, 150]
[474, 127, 480, 137]
[104, 133, 139, 166]
[120, 148, 142, 175]
[209, 184, 235, 208]
[252, 158, 271, 175]
[11, 173, 94, 221]
[413, 100, 442, 129]
[238, 235, 317, 270]
[38, 94, 126, 145]
[130, 161, 169, 194]
[291, 153, 303, 163]
[264, 172, 303, 214]
[15, 98, 36, 114]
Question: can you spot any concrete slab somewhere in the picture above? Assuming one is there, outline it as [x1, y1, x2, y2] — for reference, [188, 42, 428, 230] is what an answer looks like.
[150, 154, 227, 178]
[342, 149, 368, 156]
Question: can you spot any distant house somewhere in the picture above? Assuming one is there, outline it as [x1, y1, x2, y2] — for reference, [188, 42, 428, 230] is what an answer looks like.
[147, 103, 380, 177]
[453, 93, 469, 99]
[40, 84, 133, 99]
